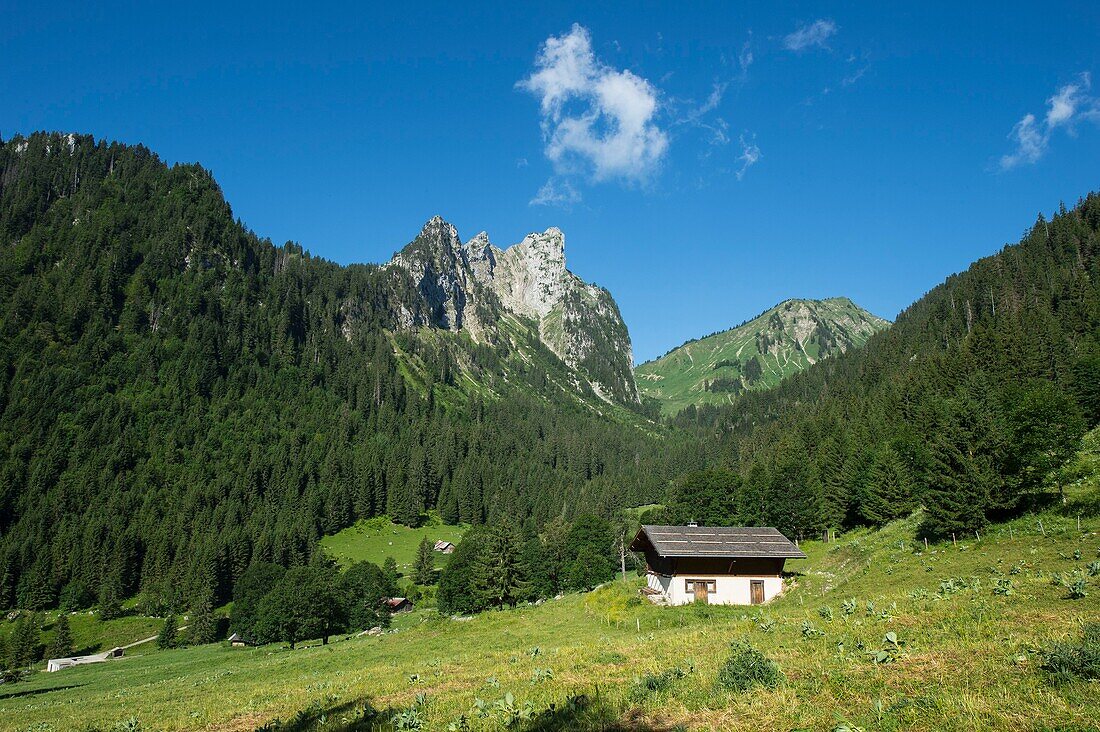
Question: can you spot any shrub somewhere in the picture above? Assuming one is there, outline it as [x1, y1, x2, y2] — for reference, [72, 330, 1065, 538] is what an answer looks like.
[630, 665, 690, 700]
[714, 641, 783, 693]
[1040, 623, 1100, 683]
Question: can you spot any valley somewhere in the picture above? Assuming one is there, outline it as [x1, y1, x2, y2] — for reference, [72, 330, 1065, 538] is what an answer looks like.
[1, 132, 1099, 731]
[2, 474, 1098, 731]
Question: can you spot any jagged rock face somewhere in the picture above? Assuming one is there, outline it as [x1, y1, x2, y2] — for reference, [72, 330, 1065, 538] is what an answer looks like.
[386, 218, 639, 404]
[387, 217, 486, 338]
[490, 229, 567, 320]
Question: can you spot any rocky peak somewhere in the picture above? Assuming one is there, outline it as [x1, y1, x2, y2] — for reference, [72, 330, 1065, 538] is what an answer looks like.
[463, 231, 497, 282]
[494, 228, 568, 320]
[388, 216, 474, 332]
[386, 219, 639, 405]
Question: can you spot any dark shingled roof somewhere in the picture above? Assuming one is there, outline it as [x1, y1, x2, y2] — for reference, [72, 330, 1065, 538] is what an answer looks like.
[631, 525, 807, 559]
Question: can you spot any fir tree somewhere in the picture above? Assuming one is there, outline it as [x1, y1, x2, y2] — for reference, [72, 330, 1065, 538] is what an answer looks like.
[9, 613, 43, 668]
[187, 593, 218, 646]
[479, 524, 527, 610]
[921, 417, 992, 538]
[157, 615, 179, 649]
[97, 581, 123, 622]
[859, 444, 915, 526]
[413, 538, 435, 585]
[46, 614, 75, 659]
[381, 557, 400, 597]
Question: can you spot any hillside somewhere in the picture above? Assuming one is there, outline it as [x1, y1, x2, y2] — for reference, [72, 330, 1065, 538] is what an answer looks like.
[670, 196, 1100, 542]
[0, 132, 690, 616]
[3, 474, 1098, 730]
[637, 297, 889, 415]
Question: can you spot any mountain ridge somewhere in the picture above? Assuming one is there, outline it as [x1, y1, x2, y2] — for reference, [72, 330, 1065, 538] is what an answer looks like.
[636, 296, 890, 415]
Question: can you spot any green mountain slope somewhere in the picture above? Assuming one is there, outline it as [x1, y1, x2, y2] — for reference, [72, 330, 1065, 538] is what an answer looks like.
[637, 297, 890, 414]
[0, 132, 689, 614]
[672, 195, 1100, 542]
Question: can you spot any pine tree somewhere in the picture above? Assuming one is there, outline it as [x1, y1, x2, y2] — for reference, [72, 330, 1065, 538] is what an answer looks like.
[157, 614, 179, 649]
[47, 614, 74, 659]
[9, 613, 42, 668]
[381, 557, 400, 597]
[413, 538, 435, 585]
[480, 524, 527, 609]
[187, 593, 217, 646]
[920, 416, 992, 538]
[859, 444, 915, 526]
[97, 580, 123, 622]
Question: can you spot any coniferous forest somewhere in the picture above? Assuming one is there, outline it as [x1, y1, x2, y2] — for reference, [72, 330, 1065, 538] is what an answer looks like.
[1, 130, 1099, 622]
[665, 197, 1100, 540]
[0, 133, 700, 614]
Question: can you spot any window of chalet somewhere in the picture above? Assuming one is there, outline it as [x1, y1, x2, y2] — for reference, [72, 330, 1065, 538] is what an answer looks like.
[684, 579, 716, 593]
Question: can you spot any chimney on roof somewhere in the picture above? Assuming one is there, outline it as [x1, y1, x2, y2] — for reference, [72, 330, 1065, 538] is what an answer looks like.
[687, 521, 699, 527]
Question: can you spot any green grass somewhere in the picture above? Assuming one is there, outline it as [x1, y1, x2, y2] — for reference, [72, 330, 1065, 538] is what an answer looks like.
[0, 610, 163, 660]
[4, 503, 1099, 731]
[318, 516, 467, 577]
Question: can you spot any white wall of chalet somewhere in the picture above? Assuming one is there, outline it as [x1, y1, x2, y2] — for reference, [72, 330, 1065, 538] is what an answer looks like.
[646, 572, 784, 606]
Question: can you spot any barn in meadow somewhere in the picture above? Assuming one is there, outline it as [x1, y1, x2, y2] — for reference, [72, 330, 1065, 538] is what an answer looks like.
[630, 524, 806, 605]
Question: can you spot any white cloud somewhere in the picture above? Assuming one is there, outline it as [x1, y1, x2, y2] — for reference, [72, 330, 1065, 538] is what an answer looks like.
[783, 19, 837, 52]
[1046, 73, 1090, 127]
[738, 41, 754, 74]
[1001, 73, 1099, 170]
[842, 66, 867, 87]
[1001, 114, 1045, 169]
[735, 134, 761, 180]
[518, 24, 669, 183]
[529, 178, 581, 207]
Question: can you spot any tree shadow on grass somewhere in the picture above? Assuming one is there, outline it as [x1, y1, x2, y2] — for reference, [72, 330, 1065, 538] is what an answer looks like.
[519, 694, 684, 731]
[0, 683, 84, 701]
[252, 697, 397, 731]
[253, 692, 682, 732]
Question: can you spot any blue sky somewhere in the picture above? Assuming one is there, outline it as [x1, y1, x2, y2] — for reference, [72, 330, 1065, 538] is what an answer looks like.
[3, 2, 1099, 362]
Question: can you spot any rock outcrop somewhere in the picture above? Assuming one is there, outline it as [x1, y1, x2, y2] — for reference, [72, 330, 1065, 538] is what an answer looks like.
[386, 218, 639, 405]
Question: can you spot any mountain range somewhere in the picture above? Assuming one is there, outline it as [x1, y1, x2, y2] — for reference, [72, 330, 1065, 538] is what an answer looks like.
[2, 131, 1097, 615]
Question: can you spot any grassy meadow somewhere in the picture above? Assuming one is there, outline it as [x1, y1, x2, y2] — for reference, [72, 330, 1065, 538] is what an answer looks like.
[318, 517, 467, 578]
[2, 503, 1098, 731]
[0, 609, 164, 662]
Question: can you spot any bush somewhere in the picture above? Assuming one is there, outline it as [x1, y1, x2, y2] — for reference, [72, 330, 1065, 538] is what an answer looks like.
[715, 641, 783, 693]
[1040, 623, 1100, 683]
[629, 665, 690, 701]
